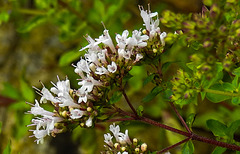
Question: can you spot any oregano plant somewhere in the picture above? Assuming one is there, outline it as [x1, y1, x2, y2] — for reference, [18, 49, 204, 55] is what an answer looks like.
[25, 0, 240, 153]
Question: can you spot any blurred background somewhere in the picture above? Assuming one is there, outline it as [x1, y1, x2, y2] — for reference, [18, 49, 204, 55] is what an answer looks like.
[0, 0, 217, 153]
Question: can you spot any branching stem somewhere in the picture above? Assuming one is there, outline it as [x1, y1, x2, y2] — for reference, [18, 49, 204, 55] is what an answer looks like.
[114, 102, 240, 152]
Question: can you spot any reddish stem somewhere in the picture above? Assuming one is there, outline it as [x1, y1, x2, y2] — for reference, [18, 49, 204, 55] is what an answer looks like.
[122, 89, 139, 119]
[169, 102, 191, 133]
[115, 107, 240, 151]
[157, 137, 191, 154]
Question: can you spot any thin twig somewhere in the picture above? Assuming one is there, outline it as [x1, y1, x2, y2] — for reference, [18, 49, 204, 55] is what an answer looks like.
[157, 137, 191, 154]
[121, 89, 139, 119]
[169, 102, 191, 133]
[192, 133, 240, 151]
[106, 117, 135, 123]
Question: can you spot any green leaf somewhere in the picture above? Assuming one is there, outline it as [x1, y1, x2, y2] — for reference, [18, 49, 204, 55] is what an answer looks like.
[232, 76, 239, 88]
[143, 74, 155, 87]
[122, 73, 133, 82]
[17, 16, 47, 33]
[1, 82, 21, 100]
[142, 86, 163, 103]
[3, 140, 11, 154]
[232, 97, 240, 105]
[212, 147, 226, 154]
[59, 50, 85, 67]
[137, 105, 144, 117]
[20, 78, 35, 102]
[109, 91, 122, 104]
[190, 41, 203, 50]
[186, 113, 196, 128]
[97, 114, 109, 120]
[226, 120, 240, 139]
[182, 140, 194, 154]
[233, 67, 240, 76]
[206, 83, 233, 103]
[200, 92, 206, 100]
[162, 62, 173, 73]
[186, 62, 195, 70]
[206, 119, 227, 137]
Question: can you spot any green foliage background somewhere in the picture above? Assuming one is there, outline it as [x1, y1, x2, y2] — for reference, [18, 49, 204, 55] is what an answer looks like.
[3, 0, 239, 154]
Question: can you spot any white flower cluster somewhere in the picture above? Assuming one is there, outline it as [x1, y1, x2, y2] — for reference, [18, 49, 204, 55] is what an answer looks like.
[27, 6, 168, 145]
[27, 77, 94, 144]
[139, 6, 167, 45]
[103, 123, 149, 154]
[27, 99, 64, 144]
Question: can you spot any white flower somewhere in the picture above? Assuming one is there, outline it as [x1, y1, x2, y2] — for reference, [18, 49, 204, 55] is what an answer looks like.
[135, 53, 143, 62]
[86, 116, 93, 127]
[32, 129, 48, 144]
[95, 66, 109, 75]
[139, 6, 160, 40]
[50, 77, 80, 107]
[70, 109, 85, 119]
[117, 152, 128, 154]
[116, 30, 129, 49]
[107, 61, 117, 73]
[85, 52, 100, 65]
[160, 32, 167, 46]
[78, 75, 102, 93]
[104, 133, 114, 147]
[109, 123, 120, 139]
[28, 115, 63, 144]
[50, 77, 70, 97]
[74, 59, 91, 74]
[126, 30, 149, 48]
[117, 49, 131, 60]
[95, 29, 116, 53]
[80, 35, 100, 52]
[117, 49, 125, 60]
[116, 130, 132, 145]
[29, 99, 54, 116]
[76, 90, 88, 103]
[40, 87, 59, 104]
[98, 49, 107, 63]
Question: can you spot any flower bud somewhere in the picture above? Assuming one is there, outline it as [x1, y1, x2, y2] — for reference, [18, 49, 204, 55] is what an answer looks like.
[236, 28, 240, 37]
[153, 48, 157, 53]
[133, 138, 138, 145]
[135, 147, 140, 153]
[141, 143, 147, 152]
[87, 107, 92, 112]
[61, 110, 68, 118]
[121, 146, 126, 152]
[210, 4, 220, 19]
[80, 122, 85, 127]
[183, 21, 196, 30]
[114, 143, 120, 149]
[142, 29, 147, 34]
